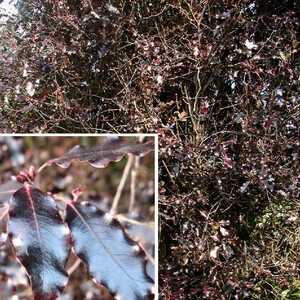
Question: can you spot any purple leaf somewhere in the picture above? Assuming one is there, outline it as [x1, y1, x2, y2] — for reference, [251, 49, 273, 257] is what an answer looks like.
[8, 185, 70, 299]
[66, 202, 154, 299]
[51, 139, 154, 169]
[119, 218, 155, 254]
[118, 218, 155, 281]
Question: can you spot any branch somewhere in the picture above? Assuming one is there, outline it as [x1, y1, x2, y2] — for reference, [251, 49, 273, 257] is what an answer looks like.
[110, 155, 134, 215]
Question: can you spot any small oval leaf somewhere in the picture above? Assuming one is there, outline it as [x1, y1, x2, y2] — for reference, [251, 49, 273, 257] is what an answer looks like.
[8, 185, 70, 299]
[66, 202, 154, 299]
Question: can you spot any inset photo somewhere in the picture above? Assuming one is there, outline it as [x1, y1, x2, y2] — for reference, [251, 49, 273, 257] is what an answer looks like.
[0, 135, 157, 300]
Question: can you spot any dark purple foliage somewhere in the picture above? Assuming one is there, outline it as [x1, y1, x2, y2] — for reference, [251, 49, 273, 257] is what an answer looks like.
[8, 185, 70, 300]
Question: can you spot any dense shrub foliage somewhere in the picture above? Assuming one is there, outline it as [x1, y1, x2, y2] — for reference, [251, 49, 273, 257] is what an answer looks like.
[1, 0, 300, 299]
[1, 1, 299, 133]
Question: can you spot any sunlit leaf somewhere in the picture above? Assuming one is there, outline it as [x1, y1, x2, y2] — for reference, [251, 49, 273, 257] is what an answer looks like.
[8, 185, 70, 299]
[66, 202, 154, 299]
[118, 218, 155, 253]
[117, 216, 155, 280]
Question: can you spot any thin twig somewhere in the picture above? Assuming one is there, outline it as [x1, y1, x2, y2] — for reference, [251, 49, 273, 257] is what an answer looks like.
[129, 136, 146, 213]
[129, 157, 139, 213]
[37, 161, 52, 173]
[110, 155, 134, 215]
[87, 0, 94, 11]
[0, 189, 18, 194]
[161, 159, 176, 186]
[0, 203, 9, 220]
